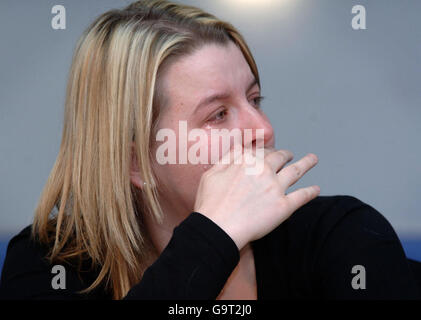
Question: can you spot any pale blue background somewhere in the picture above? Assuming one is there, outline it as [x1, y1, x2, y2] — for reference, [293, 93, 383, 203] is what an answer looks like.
[1, 0, 420, 272]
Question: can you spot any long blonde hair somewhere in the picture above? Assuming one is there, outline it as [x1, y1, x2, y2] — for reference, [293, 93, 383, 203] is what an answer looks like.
[32, 0, 261, 299]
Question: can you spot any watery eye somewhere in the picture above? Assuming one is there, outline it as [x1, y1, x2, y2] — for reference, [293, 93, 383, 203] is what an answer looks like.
[208, 109, 227, 123]
[252, 96, 265, 108]
[215, 110, 227, 120]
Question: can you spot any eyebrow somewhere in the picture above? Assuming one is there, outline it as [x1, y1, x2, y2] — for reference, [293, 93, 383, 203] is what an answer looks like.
[193, 77, 259, 113]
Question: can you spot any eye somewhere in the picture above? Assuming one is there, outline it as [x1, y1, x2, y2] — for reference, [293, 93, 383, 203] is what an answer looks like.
[251, 95, 265, 109]
[207, 108, 228, 124]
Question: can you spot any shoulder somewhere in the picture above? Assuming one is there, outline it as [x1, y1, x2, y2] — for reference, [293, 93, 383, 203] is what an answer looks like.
[0, 225, 50, 298]
[287, 194, 396, 240]
[0, 225, 107, 299]
[258, 194, 399, 270]
[254, 194, 378, 249]
[1, 225, 49, 281]
[286, 194, 384, 236]
[256, 195, 418, 298]
[3, 224, 33, 252]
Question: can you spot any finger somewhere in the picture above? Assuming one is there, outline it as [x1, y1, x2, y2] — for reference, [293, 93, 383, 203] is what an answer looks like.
[277, 153, 318, 191]
[264, 149, 294, 173]
[283, 185, 320, 215]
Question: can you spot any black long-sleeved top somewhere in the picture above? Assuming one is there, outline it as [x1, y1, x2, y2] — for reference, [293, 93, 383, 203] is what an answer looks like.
[0, 195, 420, 300]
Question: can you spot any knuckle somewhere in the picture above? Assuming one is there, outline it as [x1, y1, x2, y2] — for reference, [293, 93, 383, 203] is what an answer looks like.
[262, 163, 272, 175]
[268, 178, 280, 190]
[278, 197, 288, 211]
[264, 148, 273, 157]
[277, 151, 287, 162]
[281, 150, 293, 161]
[290, 164, 301, 177]
[262, 154, 271, 165]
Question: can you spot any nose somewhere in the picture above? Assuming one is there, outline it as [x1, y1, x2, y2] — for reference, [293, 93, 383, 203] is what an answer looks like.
[237, 102, 274, 149]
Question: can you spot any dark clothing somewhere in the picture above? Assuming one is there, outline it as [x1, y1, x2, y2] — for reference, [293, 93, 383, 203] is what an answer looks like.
[0, 195, 420, 300]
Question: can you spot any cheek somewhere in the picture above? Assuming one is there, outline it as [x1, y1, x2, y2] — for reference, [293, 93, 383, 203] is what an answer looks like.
[205, 128, 243, 167]
[167, 163, 207, 207]
[151, 161, 204, 207]
[151, 126, 241, 189]
[186, 132, 214, 172]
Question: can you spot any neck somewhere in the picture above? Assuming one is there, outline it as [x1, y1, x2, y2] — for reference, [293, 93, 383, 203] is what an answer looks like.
[144, 197, 253, 259]
[143, 197, 191, 255]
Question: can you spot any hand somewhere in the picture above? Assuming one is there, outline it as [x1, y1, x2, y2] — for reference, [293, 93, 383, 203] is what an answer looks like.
[193, 146, 320, 250]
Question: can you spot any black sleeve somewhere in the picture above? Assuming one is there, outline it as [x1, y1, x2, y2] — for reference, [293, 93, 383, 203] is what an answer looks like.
[313, 200, 421, 299]
[123, 212, 240, 299]
[0, 227, 95, 299]
[0, 212, 240, 300]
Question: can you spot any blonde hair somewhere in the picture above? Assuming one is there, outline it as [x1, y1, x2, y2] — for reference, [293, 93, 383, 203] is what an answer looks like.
[32, 0, 261, 299]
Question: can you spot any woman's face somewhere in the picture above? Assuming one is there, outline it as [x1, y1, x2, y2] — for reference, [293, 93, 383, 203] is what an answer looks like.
[150, 41, 275, 214]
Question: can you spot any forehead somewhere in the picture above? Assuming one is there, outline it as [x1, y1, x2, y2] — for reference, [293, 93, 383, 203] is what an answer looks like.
[161, 42, 254, 107]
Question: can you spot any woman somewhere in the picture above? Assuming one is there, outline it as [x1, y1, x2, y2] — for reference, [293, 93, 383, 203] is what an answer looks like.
[0, 0, 420, 300]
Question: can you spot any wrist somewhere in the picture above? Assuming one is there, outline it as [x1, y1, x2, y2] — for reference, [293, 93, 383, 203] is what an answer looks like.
[202, 213, 247, 251]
